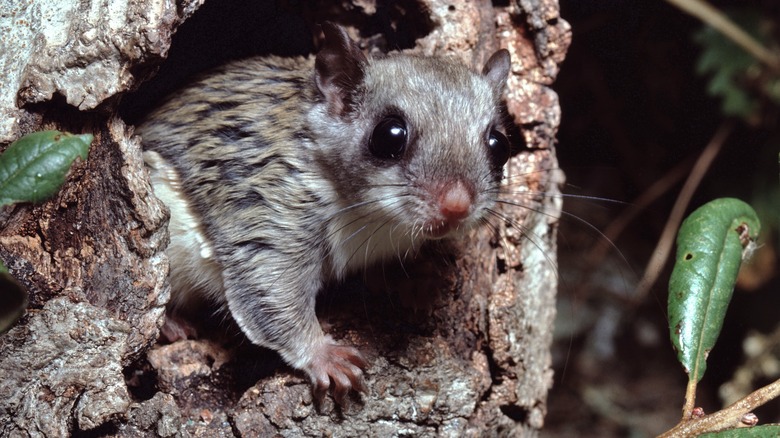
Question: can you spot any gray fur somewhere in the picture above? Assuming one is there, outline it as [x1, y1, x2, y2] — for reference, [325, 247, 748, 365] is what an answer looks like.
[137, 26, 510, 400]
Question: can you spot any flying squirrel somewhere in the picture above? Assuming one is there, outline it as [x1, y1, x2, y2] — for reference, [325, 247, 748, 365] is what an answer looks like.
[137, 22, 512, 403]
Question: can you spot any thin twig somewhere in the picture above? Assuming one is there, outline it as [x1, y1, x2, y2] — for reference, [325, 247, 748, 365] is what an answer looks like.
[634, 122, 733, 300]
[584, 157, 691, 283]
[665, 0, 780, 71]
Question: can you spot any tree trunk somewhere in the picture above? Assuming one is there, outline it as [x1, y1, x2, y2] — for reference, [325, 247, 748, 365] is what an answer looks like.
[0, 0, 569, 436]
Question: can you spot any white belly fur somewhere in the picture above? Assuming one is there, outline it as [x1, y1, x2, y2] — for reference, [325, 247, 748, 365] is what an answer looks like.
[144, 151, 225, 310]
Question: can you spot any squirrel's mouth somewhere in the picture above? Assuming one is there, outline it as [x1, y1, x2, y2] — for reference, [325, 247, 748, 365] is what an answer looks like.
[422, 219, 463, 239]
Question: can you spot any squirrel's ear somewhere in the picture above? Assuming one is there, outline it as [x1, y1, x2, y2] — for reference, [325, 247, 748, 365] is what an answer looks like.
[482, 49, 511, 92]
[315, 22, 367, 116]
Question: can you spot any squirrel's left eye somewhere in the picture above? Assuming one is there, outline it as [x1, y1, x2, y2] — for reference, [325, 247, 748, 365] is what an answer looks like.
[369, 116, 408, 160]
[487, 128, 510, 169]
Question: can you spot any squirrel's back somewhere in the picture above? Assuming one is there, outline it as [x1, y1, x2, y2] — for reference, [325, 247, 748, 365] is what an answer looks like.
[137, 55, 330, 309]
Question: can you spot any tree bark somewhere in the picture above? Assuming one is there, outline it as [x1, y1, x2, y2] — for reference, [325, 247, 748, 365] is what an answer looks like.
[0, 0, 569, 436]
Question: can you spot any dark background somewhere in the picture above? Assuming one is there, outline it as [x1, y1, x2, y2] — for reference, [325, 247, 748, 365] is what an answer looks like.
[546, 1, 780, 436]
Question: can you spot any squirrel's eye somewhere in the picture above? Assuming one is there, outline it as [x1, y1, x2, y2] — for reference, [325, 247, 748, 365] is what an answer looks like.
[487, 128, 510, 169]
[369, 116, 407, 159]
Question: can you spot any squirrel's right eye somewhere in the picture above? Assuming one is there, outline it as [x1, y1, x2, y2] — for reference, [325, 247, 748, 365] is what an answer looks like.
[369, 116, 407, 159]
[487, 128, 510, 169]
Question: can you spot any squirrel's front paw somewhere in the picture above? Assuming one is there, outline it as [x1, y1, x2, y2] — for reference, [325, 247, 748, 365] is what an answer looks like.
[306, 339, 367, 405]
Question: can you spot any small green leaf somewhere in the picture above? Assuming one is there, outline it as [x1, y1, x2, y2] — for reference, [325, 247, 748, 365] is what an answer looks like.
[701, 424, 780, 437]
[668, 198, 760, 383]
[0, 130, 92, 207]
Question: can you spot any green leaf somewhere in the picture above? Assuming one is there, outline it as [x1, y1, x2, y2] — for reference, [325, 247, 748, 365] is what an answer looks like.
[668, 198, 760, 383]
[0, 130, 92, 207]
[701, 424, 780, 437]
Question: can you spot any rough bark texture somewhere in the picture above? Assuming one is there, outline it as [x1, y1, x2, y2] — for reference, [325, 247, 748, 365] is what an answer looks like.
[0, 0, 569, 436]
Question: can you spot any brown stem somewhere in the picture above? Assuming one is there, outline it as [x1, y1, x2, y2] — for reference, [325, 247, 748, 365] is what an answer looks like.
[659, 377, 780, 437]
[682, 379, 698, 421]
